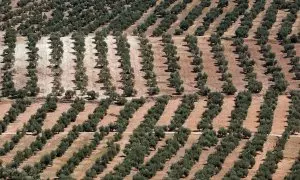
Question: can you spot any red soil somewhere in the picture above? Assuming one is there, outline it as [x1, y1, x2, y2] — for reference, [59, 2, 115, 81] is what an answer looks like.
[212, 96, 235, 131]
[222, 39, 247, 91]
[156, 98, 182, 127]
[127, 36, 148, 97]
[269, 10, 288, 39]
[173, 37, 197, 93]
[145, 18, 163, 36]
[271, 95, 290, 135]
[42, 103, 71, 130]
[97, 105, 123, 129]
[0, 101, 13, 120]
[149, 37, 176, 95]
[295, 43, 300, 57]
[152, 134, 200, 179]
[183, 98, 207, 131]
[243, 95, 263, 133]
[197, 37, 223, 91]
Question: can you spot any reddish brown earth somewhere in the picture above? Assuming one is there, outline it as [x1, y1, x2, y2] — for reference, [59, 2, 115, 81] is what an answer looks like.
[269, 10, 288, 39]
[0, 101, 13, 120]
[42, 103, 71, 130]
[145, 18, 163, 36]
[156, 98, 182, 127]
[212, 96, 235, 131]
[197, 37, 223, 91]
[183, 98, 207, 131]
[204, 1, 237, 36]
[173, 37, 197, 93]
[243, 95, 263, 133]
[152, 134, 200, 179]
[295, 43, 300, 57]
[97, 105, 123, 129]
[127, 36, 148, 97]
[271, 95, 290, 135]
[149, 37, 176, 95]
[244, 135, 278, 180]
[222, 39, 247, 91]
[211, 139, 248, 180]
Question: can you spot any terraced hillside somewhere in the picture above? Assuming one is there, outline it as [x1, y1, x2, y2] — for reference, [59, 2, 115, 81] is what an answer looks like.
[0, 0, 300, 179]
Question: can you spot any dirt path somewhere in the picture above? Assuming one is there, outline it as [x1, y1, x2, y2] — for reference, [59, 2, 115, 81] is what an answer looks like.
[212, 96, 235, 131]
[173, 37, 197, 93]
[243, 95, 263, 133]
[248, 0, 272, 38]
[84, 34, 106, 97]
[186, 142, 219, 179]
[270, 95, 289, 135]
[97, 105, 123, 129]
[156, 98, 182, 127]
[61, 36, 76, 92]
[14, 36, 28, 90]
[223, 0, 255, 37]
[183, 98, 207, 131]
[149, 37, 176, 95]
[197, 37, 223, 92]
[272, 136, 300, 179]
[105, 35, 123, 95]
[269, 10, 288, 39]
[2, 102, 42, 134]
[186, 0, 218, 35]
[167, 0, 201, 35]
[42, 103, 71, 130]
[222, 39, 247, 91]
[36, 36, 53, 97]
[126, 0, 162, 35]
[127, 36, 148, 97]
[204, 1, 237, 36]
[40, 133, 94, 179]
[244, 135, 278, 180]
[270, 42, 299, 90]
[152, 134, 200, 179]
[70, 133, 115, 179]
[97, 102, 155, 179]
[244, 39, 272, 93]
[0, 101, 13, 120]
[0, 135, 36, 165]
[291, 11, 300, 36]
[211, 139, 248, 180]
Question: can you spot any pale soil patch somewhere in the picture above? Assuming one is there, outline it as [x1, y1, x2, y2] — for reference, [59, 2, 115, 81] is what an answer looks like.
[71, 133, 115, 179]
[244, 135, 278, 180]
[222, 39, 247, 91]
[36, 36, 53, 97]
[204, 0, 237, 36]
[40, 133, 94, 179]
[272, 136, 300, 179]
[197, 37, 223, 91]
[243, 95, 263, 133]
[211, 139, 248, 180]
[244, 39, 272, 92]
[0, 31, 5, 94]
[173, 37, 197, 93]
[149, 37, 176, 95]
[3, 102, 42, 134]
[0, 134, 14, 148]
[97, 105, 123, 129]
[295, 43, 300, 57]
[223, 0, 255, 37]
[271, 95, 290, 135]
[291, 11, 300, 36]
[20, 133, 66, 168]
[126, 0, 162, 35]
[270, 42, 299, 90]
[152, 134, 200, 179]
[212, 96, 235, 131]
[248, 0, 272, 38]
[269, 10, 288, 39]
[14, 36, 28, 90]
[61, 36, 76, 92]
[183, 98, 207, 131]
[145, 18, 163, 36]
[156, 98, 182, 127]
[84, 35, 106, 97]
[127, 36, 148, 97]
[0, 101, 13, 120]
[167, 0, 201, 35]
[42, 103, 71, 130]
[105, 35, 123, 95]
[186, 141, 219, 179]
[97, 102, 155, 179]
[0, 135, 36, 165]
[186, 0, 218, 35]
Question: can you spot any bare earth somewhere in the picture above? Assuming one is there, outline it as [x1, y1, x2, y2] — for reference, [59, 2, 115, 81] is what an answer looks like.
[156, 98, 182, 127]
[41, 103, 71, 130]
[243, 95, 263, 133]
[97, 104, 123, 129]
[183, 98, 207, 131]
[0, 101, 13, 120]
[271, 95, 290, 135]
[291, 11, 300, 36]
[269, 10, 288, 39]
[14, 36, 28, 90]
[212, 96, 235, 131]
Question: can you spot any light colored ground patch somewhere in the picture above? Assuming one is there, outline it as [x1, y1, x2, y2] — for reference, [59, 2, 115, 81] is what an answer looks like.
[156, 98, 182, 127]
[243, 95, 263, 133]
[97, 104, 123, 129]
[183, 98, 207, 131]
[271, 95, 290, 135]
[269, 10, 288, 39]
[0, 101, 13, 120]
[42, 103, 71, 130]
[14, 36, 28, 90]
[212, 95, 235, 131]
[0, 31, 5, 95]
